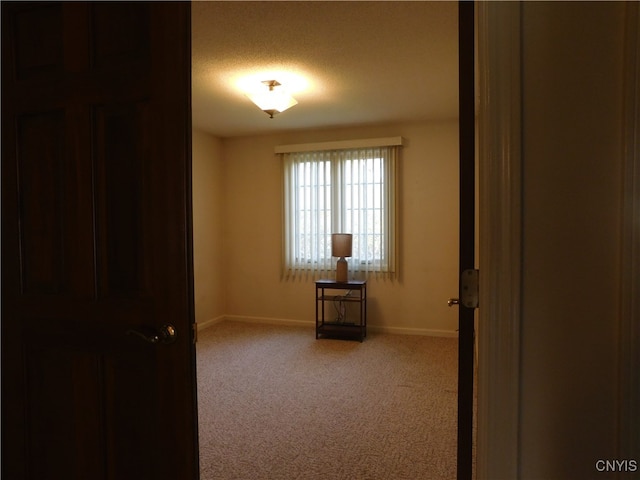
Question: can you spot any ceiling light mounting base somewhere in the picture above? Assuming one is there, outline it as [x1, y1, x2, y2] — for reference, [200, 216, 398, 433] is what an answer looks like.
[263, 80, 281, 90]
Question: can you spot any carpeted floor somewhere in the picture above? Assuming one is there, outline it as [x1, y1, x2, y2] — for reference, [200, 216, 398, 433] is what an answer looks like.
[196, 321, 459, 480]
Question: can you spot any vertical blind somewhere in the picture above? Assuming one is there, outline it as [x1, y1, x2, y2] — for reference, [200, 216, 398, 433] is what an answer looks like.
[282, 143, 399, 278]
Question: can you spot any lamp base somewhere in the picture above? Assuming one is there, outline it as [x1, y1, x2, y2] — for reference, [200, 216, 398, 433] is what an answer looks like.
[336, 257, 348, 282]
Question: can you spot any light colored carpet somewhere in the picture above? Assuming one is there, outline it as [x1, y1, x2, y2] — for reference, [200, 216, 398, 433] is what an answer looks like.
[197, 321, 459, 480]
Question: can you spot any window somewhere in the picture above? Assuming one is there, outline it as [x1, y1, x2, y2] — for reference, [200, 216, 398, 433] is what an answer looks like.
[280, 139, 401, 278]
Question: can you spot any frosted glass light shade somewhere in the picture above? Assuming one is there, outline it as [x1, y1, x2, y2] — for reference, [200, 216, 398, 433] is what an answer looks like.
[246, 80, 297, 117]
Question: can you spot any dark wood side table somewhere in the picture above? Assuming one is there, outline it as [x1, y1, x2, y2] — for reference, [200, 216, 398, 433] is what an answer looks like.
[315, 279, 367, 342]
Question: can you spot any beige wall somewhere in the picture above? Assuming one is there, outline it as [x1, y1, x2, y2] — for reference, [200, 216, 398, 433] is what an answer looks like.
[192, 129, 226, 325]
[194, 120, 460, 335]
[518, 2, 626, 478]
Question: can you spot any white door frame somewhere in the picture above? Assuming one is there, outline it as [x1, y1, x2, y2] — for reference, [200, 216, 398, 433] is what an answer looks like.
[475, 2, 640, 478]
[476, 2, 523, 478]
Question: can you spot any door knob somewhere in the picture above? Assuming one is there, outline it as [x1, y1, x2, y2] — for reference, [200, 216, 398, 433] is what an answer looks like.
[127, 324, 177, 345]
[448, 298, 460, 307]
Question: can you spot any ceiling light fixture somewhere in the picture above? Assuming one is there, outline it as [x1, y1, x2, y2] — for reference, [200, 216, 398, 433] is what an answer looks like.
[246, 80, 298, 118]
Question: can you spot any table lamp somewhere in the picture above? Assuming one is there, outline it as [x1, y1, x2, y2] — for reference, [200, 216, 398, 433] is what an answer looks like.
[332, 233, 352, 282]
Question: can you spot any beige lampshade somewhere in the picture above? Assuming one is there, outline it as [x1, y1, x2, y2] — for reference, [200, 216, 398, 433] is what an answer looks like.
[331, 233, 352, 258]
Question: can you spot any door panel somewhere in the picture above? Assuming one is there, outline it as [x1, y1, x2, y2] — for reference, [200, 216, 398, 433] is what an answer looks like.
[12, 3, 64, 80]
[91, 2, 150, 67]
[16, 110, 68, 294]
[24, 334, 105, 479]
[22, 319, 160, 479]
[2, 3, 198, 479]
[94, 101, 152, 297]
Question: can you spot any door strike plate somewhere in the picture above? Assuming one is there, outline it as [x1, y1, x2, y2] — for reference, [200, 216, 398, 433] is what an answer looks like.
[461, 269, 479, 309]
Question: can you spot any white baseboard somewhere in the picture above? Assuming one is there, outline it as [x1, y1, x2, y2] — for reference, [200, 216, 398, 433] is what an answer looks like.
[196, 315, 226, 331]
[198, 314, 458, 338]
[224, 314, 314, 328]
[369, 325, 458, 338]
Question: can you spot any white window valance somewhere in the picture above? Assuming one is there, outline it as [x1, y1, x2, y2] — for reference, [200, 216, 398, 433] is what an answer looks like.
[275, 136, 404, 154]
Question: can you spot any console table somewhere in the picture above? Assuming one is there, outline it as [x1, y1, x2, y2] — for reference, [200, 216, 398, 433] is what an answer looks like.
[315, 279, 367, 342]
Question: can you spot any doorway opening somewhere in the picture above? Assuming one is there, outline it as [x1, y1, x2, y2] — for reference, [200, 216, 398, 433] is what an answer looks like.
[190, 2, 476, 479]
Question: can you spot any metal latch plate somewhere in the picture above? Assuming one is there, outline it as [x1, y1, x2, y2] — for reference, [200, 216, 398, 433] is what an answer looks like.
[461, 269, 479, 309]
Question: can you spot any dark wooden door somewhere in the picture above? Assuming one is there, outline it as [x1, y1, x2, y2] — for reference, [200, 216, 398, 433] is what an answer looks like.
[457, 2, 475, 479]
[1, 3, 198, 479]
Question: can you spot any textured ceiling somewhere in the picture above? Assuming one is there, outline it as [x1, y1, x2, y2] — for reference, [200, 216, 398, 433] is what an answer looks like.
[192, 1, 459, 138]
